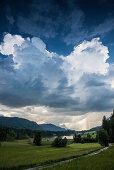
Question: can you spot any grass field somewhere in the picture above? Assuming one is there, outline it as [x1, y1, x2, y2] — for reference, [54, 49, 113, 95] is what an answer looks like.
[46, 144, 114, 170]
[0, 139, 101, 169]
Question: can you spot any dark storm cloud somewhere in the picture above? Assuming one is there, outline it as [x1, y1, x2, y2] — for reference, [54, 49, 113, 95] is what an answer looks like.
[76, 69, 114, 112]
[85, 88, 114, 112]
[0, 60, 79, 108]
[84, 77, 105, 88]
[0, 78, 47, 107]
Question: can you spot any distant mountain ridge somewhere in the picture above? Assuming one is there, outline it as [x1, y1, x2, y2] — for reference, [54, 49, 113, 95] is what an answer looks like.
[0, 116, 40, 130]
[39, 123, 66, 131]
[0, 115, 102, 132]
[88, 126, 101, 131]
[0, 116, 66, 131]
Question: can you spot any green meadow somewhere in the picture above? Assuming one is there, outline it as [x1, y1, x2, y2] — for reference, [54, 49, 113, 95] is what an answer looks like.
[78, 130, 97, 138]
[0, 139, 101, 169]
[46, 144, 114, 170]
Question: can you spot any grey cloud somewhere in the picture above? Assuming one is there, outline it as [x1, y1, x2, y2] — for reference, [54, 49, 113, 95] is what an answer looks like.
[85, 88, 114, 112]
[17, 0, 114, 46]
[64, 17, 114, 45]
[91, 18, 114, 37]
[1, 0, 114, 47]
[6, 15, 14, 25]
[17, 0, 84, 44]
[77, 72, 114, 112]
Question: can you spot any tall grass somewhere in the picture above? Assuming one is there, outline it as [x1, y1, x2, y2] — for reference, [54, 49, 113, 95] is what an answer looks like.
[0, 139, 101, 169]
[45, 145, 114, 170]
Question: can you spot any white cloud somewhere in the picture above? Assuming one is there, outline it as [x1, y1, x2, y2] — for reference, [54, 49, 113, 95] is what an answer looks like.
[111, 81, 114, 88]
[11, 35, 62, 89]
[10, 36, 110, 90]
[13, 36, 57, 69]
[31, 37, 46, 52]
[62, 38, 109, 86]
[0, 33, 24, 56]
[104, 64, 114, 89]
[0, 35, 109, 85]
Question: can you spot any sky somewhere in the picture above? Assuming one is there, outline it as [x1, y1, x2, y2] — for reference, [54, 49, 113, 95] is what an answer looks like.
[0, 0, 114, 130]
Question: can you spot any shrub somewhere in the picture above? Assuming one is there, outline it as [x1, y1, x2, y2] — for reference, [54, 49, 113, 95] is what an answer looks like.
[33, 131, 42, 146]
[52, 136, 67, 147]
[98, 129, 109, 146]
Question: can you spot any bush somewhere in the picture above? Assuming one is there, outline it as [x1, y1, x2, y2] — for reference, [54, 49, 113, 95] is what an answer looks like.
[33, 131, 42, 146]
[52, 136, 67, 147]
[98, 129, 109, 146]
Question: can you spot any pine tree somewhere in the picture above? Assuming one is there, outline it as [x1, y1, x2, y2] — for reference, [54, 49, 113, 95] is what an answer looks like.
[110, 111, 114, 142]
[102, 115, 109, 134]
[98, 129, 109, 146]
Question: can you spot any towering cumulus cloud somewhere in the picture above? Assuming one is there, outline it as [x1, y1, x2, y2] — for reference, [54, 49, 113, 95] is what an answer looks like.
[62, 38, 109, 85]
[0, 33, 114, 130]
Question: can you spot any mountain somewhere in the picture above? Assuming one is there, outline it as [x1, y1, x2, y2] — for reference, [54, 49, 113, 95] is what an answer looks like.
[39, 123, 66, 131]
[0, 116, 66, 131]
[88, 126, 101, 131]
[0, 116, 41, 130]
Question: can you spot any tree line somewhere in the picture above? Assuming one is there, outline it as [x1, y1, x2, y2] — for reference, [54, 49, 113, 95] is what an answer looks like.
[0, 125, 74, 142]
[0, 110, 114, 147]
[73, 133, 97, 143]
[97, 110, 114, 146]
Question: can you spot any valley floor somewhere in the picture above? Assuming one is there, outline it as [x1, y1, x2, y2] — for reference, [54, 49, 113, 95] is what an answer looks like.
[0, 139, 101, 169]
[44, 144, 114, 170]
